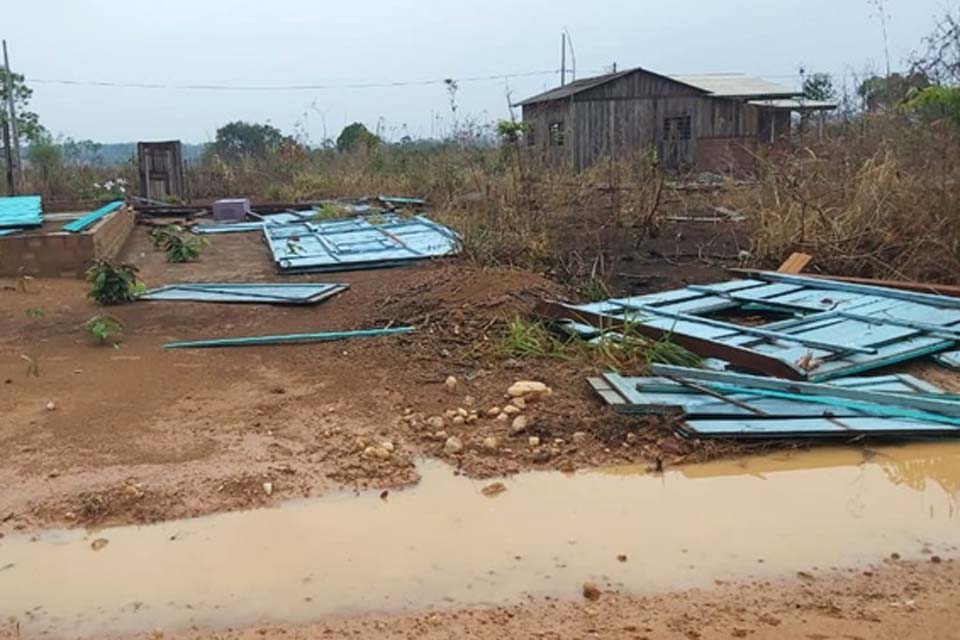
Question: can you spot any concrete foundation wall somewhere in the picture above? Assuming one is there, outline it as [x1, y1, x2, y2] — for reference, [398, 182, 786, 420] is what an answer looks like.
[0, 208, 135, 278]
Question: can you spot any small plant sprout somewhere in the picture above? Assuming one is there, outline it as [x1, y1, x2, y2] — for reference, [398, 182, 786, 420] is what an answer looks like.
[150, 225, 208, 263]
[85, 313, 124, 347]
[86, 260, 145, 305]
[25, 307, 46, 319]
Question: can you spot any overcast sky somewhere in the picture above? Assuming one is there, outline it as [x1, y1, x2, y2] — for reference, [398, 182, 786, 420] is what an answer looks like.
[3, 0, 950, 143]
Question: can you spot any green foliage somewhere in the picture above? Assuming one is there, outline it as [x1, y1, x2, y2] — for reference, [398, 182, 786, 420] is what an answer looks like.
[496, 120, 528, 144]
[336, 122, 380, 152]
[84, 313, 124, 347]
[802, 73, 837, 102]
[495, 318, 570, 359]
[86, 260, 144, 306]
[858, 73, 930, 111]
[27, 133, 63, 183]
[25, 307, 45, 319]
[903, 85, 960, 127]
[150, 225, 207, 263]
[213, 121, 285, 159]
[0, 68, 45, 144]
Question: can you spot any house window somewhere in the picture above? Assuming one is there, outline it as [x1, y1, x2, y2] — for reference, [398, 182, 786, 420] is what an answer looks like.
[549, 121, 565, 146]
[664, 115, 692, 140]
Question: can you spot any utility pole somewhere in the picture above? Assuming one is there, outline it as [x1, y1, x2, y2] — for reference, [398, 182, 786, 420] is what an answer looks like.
[560, 33, 566, 86]
[2, 40, 22, 189]
[2, 120, 14, 195]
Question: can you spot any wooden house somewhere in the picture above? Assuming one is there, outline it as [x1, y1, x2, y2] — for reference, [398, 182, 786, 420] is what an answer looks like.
[516, 68, 835, 172]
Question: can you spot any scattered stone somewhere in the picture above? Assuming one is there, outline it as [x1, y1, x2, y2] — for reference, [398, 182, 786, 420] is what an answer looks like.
[572, 431, 589, 443]
[381, 441, 395, 453]
[444, 436, 464, 455]
[466, 413, 478, 424]
[507, 380, 552, 400]
[496, 413, 509, 422]
[617, 554, 628, 563]
[262, 482, 274, 496]
[380, 490, 389, 501]
[427, 416, 445, 430]
[363, 446, 392, 460]
[452, 416, 465, 426]
[434, 430, 448, 440]
[464, 395, 476, 407]
[890, 552, 901, 560]
[528, 436, 541, 447]
[47, 469, 60, 479]
[481, 482, 507, 497]
[510, 397, 527, 410]
[931, 555, 943, 564]
[486, 407, 501, 418]
[483, 436, 499, 451]
[444, 376, 458, 392]
[797, 570, 815, 581]
[444, 409, 458, 419]
[90, 538, 109, 552]
[582, 581, 601, 600]
[511, 416, 529, 434]
[626, 433, 638, 444]
[455, 407, 469, 418]
[45, 401, 57, 412]
[503, 405, 521, 416]
[554, 438, 565, 445]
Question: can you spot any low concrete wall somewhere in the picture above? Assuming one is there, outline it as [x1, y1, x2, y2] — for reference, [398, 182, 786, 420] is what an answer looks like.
[0, 207, 135, 278]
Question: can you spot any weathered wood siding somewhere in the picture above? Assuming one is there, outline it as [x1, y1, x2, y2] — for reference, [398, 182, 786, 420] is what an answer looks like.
[522, 69, 768, 172]
[521, 100, 575, 168]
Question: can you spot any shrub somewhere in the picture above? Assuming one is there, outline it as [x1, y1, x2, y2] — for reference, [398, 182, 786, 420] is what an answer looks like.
[86, 260, 144, 305]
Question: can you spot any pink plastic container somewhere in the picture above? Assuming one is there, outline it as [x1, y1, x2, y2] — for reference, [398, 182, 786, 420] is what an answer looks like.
[212, 198, 250, 221]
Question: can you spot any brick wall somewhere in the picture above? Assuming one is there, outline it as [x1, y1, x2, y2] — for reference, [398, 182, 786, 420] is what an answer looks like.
[0, 207, 134, 278]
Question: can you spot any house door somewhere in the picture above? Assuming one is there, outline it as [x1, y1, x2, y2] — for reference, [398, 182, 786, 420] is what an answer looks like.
[659, 115, 693, 168]
[137, 141, 185, 201]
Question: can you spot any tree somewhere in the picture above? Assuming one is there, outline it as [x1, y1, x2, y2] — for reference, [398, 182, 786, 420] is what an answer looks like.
[26, 133, 62, 183]
[336, 122, 380, 152]
[903, 85, 960, 127]
[212, 121, 284, 159]
[857, 73, 930, 111]
[911, 7, 960, 85]
[0, 68, 45, 144]
[802, 73, 837, 102]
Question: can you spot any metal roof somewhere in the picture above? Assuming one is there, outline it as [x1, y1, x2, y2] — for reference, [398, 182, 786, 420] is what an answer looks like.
[0, 195, 42, 230]
[140, 283, 349, 305]
[669, 74, 799, 98]
[515, 69, 638, 106]
[748, 98, 838, 111]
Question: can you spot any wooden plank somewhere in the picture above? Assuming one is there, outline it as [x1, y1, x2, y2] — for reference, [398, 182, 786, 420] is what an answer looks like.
[777, 252, 813, 274]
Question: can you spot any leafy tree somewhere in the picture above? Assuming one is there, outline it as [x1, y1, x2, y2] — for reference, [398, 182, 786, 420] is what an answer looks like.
[212, 121, 284, 159]
[0, 68, 45, 144]
[857, 73, 930, 111]
[903, 85, 960, 127]
[336, 122, 380, 152]
[802, 73, 837, 102]
[26, 133, 62, 182]
[911, 7, 960, 85]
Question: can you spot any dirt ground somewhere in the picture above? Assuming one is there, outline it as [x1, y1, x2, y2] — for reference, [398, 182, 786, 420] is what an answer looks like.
[0, 223, 743, 534]
[93, 559, 956, 640]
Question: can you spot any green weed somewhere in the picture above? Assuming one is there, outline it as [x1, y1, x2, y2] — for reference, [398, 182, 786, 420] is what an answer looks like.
[86, 260, 144, 306]
[25, 307, 45, 319]
[84, 313, 124, 347]
[150, 226, 208, 263]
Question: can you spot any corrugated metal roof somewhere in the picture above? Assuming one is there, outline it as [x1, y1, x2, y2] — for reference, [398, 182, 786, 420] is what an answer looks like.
[669, 74, 799, 98]
[749, 98, 837, 110]
[140, 283, 349, 305]
[0, 195, 43, 230]
[515, 69, 637, 106]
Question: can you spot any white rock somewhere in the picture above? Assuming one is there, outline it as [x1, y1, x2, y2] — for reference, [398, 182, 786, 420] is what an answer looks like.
[381, 441, 395, 453]
[486, 407, 502, 417]
[45, 401, 57, 411]
[572, 431, 589, 443]
[427, 416, 445, 429]
[483, 436, 499, 450]
[528, 436, 541, 447]
[363, 446, 391, 460]
[456, 407, 469, 418]
[262, 482, 273, 496]
[444, 376, 458, 392]
[496, 413, 509, 422]
[511, 416, 529, 434]
[503, 405, 521, 416]
[507, 381, 552, 400]
[464, 395, 476, 407]
[444, 436, 464, 455]
[510, 397, 527, 410]
[452, 416, 465, 425]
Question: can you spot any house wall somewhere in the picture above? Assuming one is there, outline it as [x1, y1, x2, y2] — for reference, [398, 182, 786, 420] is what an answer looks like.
[522, 69, 768, 172]
[522, 100, 575, 168]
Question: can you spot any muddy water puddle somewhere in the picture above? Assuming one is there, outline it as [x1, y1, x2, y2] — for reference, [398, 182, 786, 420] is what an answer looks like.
[2, 443, 960, 637]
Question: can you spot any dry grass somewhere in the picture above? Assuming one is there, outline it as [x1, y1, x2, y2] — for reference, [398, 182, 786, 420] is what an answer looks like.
[735, 117, 960, 282]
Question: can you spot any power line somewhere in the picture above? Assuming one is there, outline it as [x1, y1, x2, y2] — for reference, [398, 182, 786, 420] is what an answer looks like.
[27, 69, 564, 92]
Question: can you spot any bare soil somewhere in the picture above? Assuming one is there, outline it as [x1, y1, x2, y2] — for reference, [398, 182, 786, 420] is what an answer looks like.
[120, 559, 960, 640]
[0, 225, 739, 534]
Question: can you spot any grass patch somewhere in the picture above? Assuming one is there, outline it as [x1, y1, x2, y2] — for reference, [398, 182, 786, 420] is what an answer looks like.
[150, 225, 208, 263]
[85, 312, 124, 347]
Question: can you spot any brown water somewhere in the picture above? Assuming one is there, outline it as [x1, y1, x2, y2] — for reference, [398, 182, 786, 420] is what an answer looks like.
[2, 443, 959, 638]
